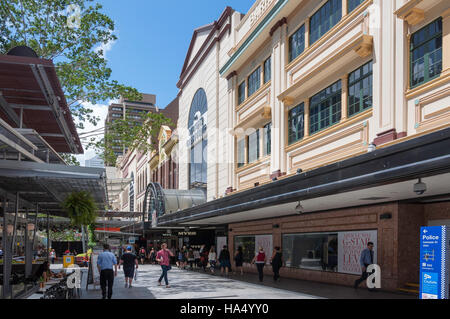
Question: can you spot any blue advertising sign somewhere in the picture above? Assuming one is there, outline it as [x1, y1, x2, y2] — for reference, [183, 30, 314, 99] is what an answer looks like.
[419, 226, 449, 299]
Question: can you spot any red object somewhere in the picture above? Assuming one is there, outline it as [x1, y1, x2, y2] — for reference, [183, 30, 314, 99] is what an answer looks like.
[256, 252, 266, 262]
[95, 227, 121, 232]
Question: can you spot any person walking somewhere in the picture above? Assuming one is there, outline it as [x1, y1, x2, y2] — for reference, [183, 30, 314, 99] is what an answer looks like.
[271, 247, 283, 282]
[199, 244, 208, 272]
[149, 248, 156, 265]
[138, 247, 146, 265]
[187, 248, 195, 270]
[234, 246, 244, 275]
[208, 247, 217, 274]
[354, 242, 375, 290]
[193, 248, 200, 269]
[218, 245, 231, 276]
[119, 246, 138, 288]
[252, 247, 267, 282]
[49, 249, 56, 264]
[156, 243, 174, 288]
[97, 244, 118, 299]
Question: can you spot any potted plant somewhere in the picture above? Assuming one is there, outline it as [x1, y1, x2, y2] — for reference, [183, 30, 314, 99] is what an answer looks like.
[62, 191, 98, 227]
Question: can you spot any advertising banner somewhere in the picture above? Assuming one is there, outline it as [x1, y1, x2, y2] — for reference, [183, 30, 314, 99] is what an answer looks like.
[255, 235, 273, 264]
[338, 230, 377, 275]
[216, 236, 227, 252]
[419, 226, 449, 299]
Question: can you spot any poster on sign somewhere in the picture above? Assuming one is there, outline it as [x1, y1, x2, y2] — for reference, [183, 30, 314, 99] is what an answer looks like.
[216, 236, 227, 252]
[255, 235, 273, 264]
[338, 230, 377, 275]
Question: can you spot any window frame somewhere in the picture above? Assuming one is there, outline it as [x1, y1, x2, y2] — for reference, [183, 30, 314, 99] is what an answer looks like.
[238, 81, 246, 105]
[237, 137, 246, 168]
[288, 103, 305, 145]
[309, 0, 342, 46]
[247, 66, 261, 98]
[289, 24, 306, 62]
[410, 18, 443, 89]
[263, 122, 272, 156]
[247, 129, 260, 164]
[263, 57, 272, 84]
[347, 0, 364, 14]
[348, 60, 373, 118]
[309, 80, 342, 135]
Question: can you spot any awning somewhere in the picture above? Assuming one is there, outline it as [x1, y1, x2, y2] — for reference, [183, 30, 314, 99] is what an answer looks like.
[0, 54, 82, 154]
[0, 160, 107, 215]
[158, 127, 450, 226]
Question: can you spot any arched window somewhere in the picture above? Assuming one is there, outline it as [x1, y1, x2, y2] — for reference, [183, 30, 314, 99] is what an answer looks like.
[188, 89, 207, 189]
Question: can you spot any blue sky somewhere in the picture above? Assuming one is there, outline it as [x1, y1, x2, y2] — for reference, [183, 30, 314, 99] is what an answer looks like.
[78, 0, 254, 165]
[99, 0, 254, 108]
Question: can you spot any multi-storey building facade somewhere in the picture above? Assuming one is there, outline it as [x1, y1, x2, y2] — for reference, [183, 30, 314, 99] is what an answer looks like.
[158, 0, 450, 292]
[105, 93, 158, 164]
[114, 97, 179, 214]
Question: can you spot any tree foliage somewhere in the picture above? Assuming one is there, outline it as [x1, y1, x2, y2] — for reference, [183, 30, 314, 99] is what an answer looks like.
[62, 191, 98, 226]
[0, 0, 141, 163]
[90, 111, 174, 165]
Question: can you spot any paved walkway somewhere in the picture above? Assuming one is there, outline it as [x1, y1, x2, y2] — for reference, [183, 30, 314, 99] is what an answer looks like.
[188, 267, 417, 299]
[81, 265, 320, 299]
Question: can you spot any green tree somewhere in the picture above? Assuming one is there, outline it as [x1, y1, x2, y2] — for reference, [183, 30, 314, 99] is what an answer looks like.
[0, 0, 141, 163]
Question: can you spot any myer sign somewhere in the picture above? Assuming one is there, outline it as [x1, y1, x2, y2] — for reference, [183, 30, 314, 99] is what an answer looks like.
[419, 226, 449, 299]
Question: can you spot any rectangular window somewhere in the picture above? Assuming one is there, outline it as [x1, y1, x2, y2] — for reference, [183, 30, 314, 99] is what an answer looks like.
[238, 81, 246, 105]
[247, 130, 260, 164]
[410, 18, 442, 88]
[247, 67, 261, 97]
[309, 81, 342, 135]
[309, 0, 342, 46]
[237, 138, 245, 168]
[263, 122, 271, 156]
[234, 236, 256, 264]
[348, 60, 373, 117]
[288, 103, 305, 145]
[263, 57, 271, 84]
[289, 24, 305, 62]
[347, 0, 364, 13]
[283, 232, 338, 272]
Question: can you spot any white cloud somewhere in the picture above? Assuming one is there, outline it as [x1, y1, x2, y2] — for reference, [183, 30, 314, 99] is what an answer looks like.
[94, 30, 118, 59]
[75, 100, 116, 166]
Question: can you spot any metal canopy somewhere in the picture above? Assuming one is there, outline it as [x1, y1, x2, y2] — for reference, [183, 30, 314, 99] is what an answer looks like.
[15, 128, 65, 164]
[0, 54, 82, 154]
[158, 126, 450, 226]
[0, 160, 107, 215]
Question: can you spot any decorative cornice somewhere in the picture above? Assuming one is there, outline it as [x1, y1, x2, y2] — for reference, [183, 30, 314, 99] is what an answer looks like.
[226, 71, 237, 81]
[269, 17, 287, 36]
[353, 35, 373, 58]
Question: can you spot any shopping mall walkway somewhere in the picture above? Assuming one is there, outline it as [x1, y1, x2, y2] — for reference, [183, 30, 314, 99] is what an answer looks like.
[81, 264, 320, 299]
[189, 267, 417, 299]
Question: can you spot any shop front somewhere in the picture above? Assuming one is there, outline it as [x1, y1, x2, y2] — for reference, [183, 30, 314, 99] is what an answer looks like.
[158, 127, 450, 291]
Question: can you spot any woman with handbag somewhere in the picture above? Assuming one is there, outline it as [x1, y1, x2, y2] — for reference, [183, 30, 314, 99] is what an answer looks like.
[156, 243, 174, 288]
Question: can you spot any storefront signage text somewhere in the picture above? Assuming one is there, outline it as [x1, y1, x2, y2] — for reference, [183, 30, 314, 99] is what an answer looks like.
[178, 231, 197, 236]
